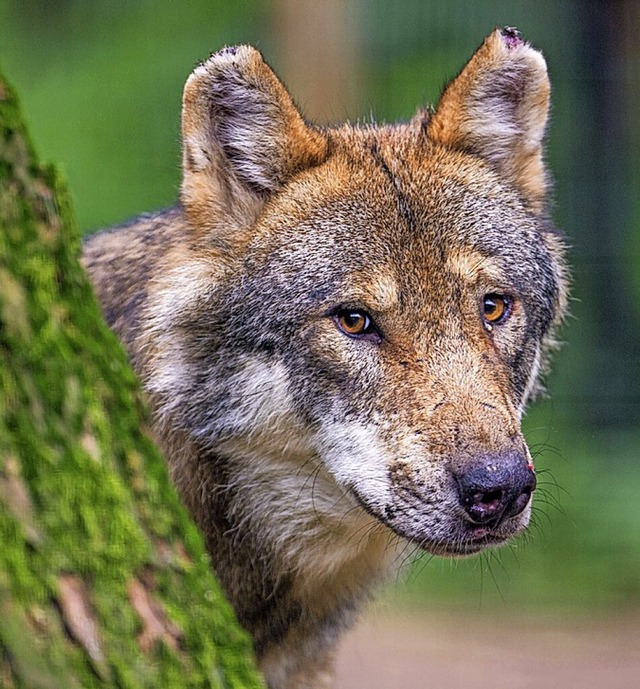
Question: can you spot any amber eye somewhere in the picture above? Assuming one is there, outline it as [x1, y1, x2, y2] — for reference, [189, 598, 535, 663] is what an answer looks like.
[482, 293, 510, 325]
[334, 309, 377, 339]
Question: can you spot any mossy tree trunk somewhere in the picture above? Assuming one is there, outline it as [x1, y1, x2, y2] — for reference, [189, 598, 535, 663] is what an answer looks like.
[0, 70, 263, 688]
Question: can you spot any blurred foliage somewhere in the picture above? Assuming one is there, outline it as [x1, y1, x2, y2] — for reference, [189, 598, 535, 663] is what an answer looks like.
[0, 0, 268, 229]
[1, 0, 638, 613]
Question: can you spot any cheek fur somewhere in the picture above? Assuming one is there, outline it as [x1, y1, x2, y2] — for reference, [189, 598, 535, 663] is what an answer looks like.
[313, 419, 394, 504]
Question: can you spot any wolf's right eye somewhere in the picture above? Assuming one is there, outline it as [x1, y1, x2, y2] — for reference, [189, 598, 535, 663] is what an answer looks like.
[333, 309, 379, 341]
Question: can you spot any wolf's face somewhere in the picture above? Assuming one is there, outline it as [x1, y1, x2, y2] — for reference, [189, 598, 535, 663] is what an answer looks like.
[143, 29, 567, 562]
[165, 140, 562, 557]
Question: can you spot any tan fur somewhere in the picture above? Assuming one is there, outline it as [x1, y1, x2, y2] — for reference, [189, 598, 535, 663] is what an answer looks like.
[83, 29, 568, 689]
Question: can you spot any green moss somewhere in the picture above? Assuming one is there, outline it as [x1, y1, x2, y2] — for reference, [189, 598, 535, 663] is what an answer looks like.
[0, 70, 263, 687]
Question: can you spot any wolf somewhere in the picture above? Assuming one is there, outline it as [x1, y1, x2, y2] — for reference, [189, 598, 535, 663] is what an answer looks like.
[83, 27, 568, 689]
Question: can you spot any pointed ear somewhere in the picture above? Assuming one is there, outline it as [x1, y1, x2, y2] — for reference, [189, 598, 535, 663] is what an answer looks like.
[427, 28, 551, 213]
[180, 46, 328, 245]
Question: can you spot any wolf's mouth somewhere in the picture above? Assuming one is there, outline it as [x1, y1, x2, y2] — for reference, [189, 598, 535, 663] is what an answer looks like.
[349, 486, 525, 558]
[417, 528, 514, 557]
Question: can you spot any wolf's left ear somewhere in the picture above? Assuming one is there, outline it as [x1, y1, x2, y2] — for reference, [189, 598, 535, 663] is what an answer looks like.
[180, 46, 328, 246]
[427, 28, 550, 213]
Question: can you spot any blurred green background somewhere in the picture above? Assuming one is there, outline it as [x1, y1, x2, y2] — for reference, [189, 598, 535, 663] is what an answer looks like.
[2, 0, 638, 619]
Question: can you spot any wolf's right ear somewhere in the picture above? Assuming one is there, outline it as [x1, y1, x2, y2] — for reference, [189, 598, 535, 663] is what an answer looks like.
[180, 46, 328, 247]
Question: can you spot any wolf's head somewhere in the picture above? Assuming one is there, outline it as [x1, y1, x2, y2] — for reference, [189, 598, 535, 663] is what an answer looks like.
[148, 29, 568, 561]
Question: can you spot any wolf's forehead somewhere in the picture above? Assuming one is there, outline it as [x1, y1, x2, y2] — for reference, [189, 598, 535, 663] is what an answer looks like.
[253, 137, 548, 290]
[339, 272, 403, 311]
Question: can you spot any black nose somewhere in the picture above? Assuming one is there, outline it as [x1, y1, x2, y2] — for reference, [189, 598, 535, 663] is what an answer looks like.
[455, 453, 536, 527]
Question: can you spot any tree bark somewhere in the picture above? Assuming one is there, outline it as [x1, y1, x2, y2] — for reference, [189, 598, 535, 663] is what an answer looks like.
[0, 69, 263, 688]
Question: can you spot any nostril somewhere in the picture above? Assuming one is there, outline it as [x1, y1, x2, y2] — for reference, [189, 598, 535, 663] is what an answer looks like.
[526, 468, 537, 493]
[506, 481, 535, 519]
[464, 488, 506, 525]
[465, 488, 503, 510]
[479, 488, 503, 507]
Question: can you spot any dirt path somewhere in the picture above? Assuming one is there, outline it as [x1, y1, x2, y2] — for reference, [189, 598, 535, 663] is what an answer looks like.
[334, 609, 640, 688]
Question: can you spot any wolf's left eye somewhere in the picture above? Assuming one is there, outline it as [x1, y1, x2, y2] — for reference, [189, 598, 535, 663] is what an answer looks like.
[482, 293, 511, 325]
[333, 309, 379, 341]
